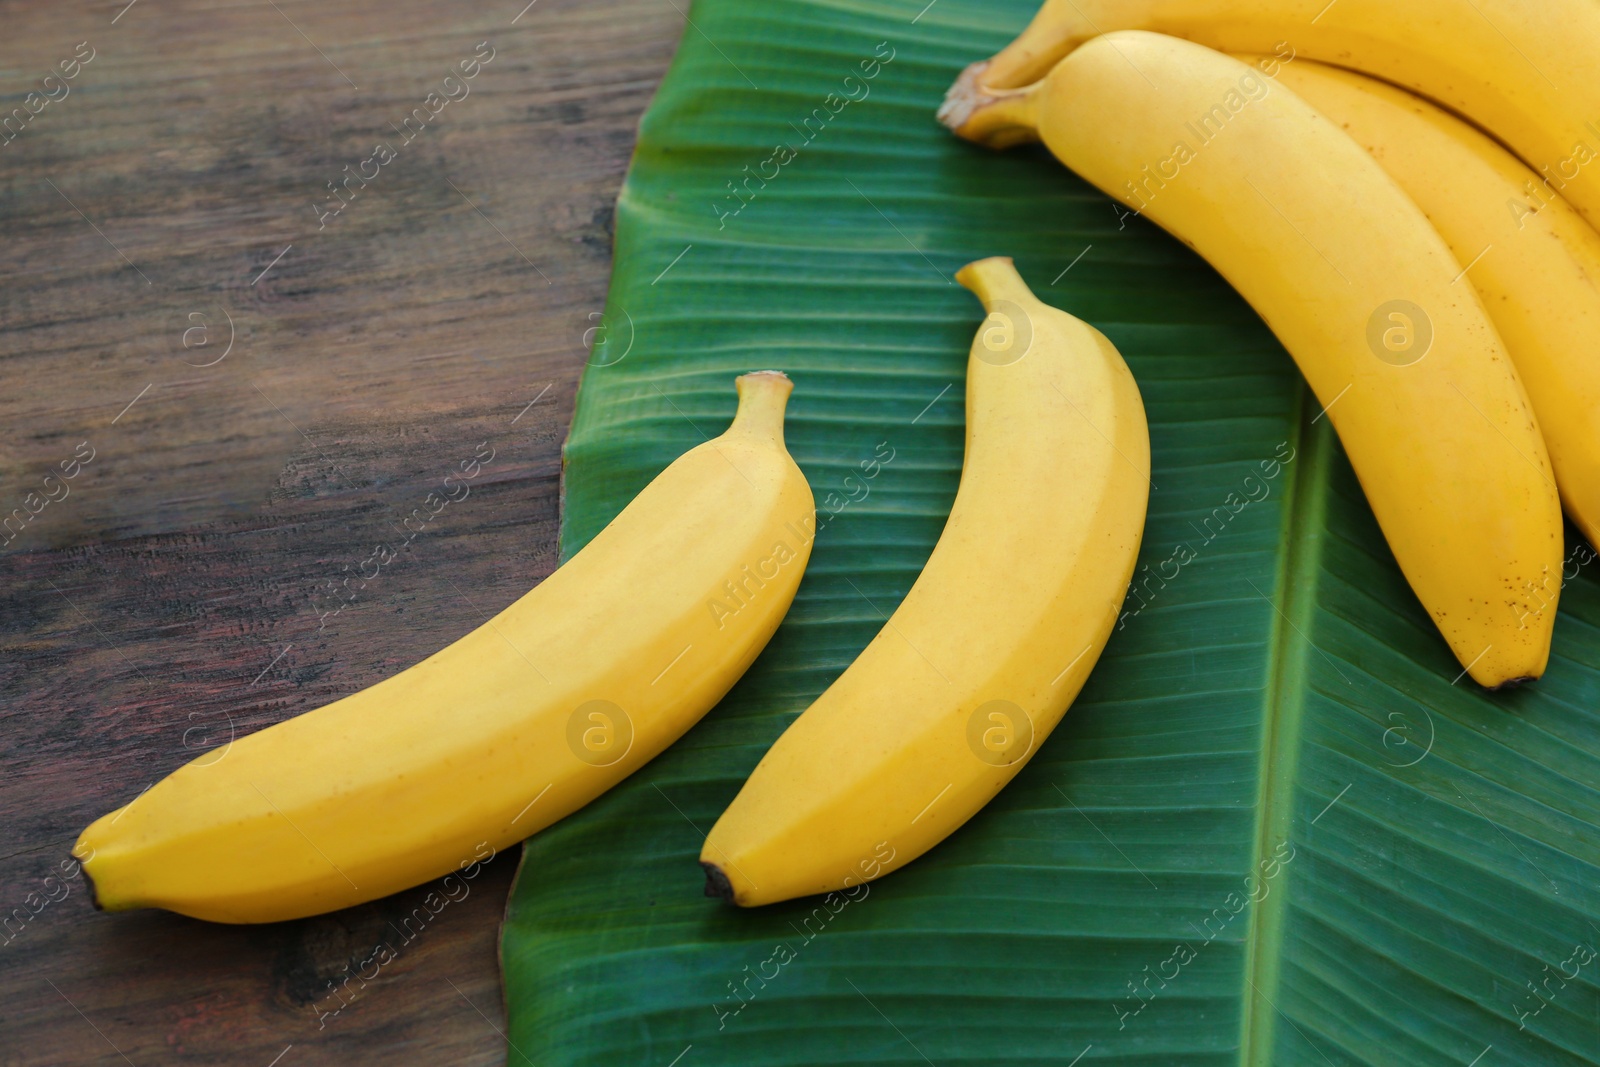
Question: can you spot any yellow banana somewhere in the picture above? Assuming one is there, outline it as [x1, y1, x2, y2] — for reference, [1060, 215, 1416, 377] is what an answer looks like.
[1255, 58, 1600, 561]
[939, 32, 1560, 686]
[701, 258, 1149, 907]
[75, 372, 814, 923]
[938, 0, 1600, 229]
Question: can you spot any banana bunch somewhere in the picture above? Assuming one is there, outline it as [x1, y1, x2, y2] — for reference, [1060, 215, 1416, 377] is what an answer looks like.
[704, 257, 1149, 906]
[941, 25, 1585, 689]
[74, 372, 814, 923]
[940, 0, 1600, 227]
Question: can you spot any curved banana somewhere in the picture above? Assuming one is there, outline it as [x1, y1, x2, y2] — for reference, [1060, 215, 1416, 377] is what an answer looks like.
[1256, 58, 1600, 556]
[942, 32, 1560, 686]
[938, 0, 1600, 228]
[701, 258, 1149, 907]
[75, 372, 815, 923]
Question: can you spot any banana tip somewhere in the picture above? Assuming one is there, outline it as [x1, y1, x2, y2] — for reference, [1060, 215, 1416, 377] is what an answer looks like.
[1487, 675, 1537, 692]
[701, 862, 734, 903]
[80, 863, 103, 911]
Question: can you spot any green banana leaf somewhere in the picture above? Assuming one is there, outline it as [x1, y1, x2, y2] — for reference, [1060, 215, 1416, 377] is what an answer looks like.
[501, 1, 1600, 1063]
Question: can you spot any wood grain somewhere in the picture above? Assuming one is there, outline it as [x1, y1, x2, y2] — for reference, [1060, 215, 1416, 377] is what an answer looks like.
[0, 0, 680, 1062]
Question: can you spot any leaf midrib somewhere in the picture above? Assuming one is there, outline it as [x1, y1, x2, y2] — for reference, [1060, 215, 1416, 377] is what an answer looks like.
[1240, 386, 1333, 1066]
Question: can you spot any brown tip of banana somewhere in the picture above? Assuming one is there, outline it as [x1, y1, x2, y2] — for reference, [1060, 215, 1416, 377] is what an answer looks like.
[80, 864, 103, 911]
[938, 61, 1041, 149]
[702, 862, 734, 902]
[1488, 675, 1537, 692]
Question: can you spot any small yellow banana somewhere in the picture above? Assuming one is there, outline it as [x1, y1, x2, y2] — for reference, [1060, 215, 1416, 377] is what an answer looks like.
[939, 0, 1600, 228]
[76, 372, 814, 923]
[701, 258, 1149, 907]
[939, 32, 1561, 686]
[1255, 58, 1600, 561]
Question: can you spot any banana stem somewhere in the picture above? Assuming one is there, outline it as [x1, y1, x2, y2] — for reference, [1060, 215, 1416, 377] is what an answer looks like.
[956, 256, 1035, 310]
[729, 371, 793, 447]
[938, 74, 1042, 148]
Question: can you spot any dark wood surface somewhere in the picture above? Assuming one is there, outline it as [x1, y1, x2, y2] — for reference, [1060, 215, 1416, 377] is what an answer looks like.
[0, 1, 680, 1062]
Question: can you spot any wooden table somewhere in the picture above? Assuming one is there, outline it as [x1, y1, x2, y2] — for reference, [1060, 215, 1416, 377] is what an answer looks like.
[0, 1, 678, 1061]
